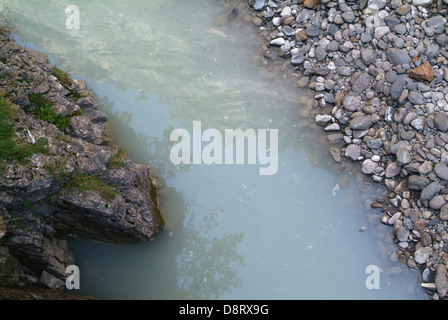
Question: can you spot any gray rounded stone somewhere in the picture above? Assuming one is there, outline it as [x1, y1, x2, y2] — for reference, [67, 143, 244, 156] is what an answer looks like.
[397, 227, 410, 242]
[420, 181, 441, 201]
[435, 163, 448, 180]
[396, 147, 412, 166]
[440, 204, 448, 220]
[434, 112, 448, 132]
[385, 162, 401, 178]
[350, 116, 372, 130]
[414, 247, 433, 264]
[429, 195, 446, 210]
[425, 15, 447, 34]
[362, 159, 378, 174]
[343, 95, 361, 112]
[386, 48, 411, 66]
[345, 144, 361, 161]
[408, 175, 430, 190]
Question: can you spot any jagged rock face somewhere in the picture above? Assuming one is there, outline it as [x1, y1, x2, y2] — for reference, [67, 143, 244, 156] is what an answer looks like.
[51, 162, 161, 243]
[0, 29, 163, 291]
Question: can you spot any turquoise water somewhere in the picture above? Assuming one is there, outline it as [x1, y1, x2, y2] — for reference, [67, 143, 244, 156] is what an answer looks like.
[5, 0, 425, 299]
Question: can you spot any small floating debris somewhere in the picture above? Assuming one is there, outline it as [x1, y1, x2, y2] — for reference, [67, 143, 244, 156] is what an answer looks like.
[207, 28, 228, 38]
[332, 184, 340, 196]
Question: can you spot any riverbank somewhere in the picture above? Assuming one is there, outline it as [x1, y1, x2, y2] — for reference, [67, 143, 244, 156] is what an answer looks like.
[244, 0, 448, 299]
[0, 26, 163, 297]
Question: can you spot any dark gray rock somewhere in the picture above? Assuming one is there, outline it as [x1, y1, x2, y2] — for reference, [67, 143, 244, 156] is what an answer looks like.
[291, 54, 305, 66]
[434, 112, 448, 132]
[367, 138, 383, 149]
[397, 227, 410, 242]
[361, 48, 376, 65]
[425, 43, 440, 59]
[350, 116, 372, 130]
[396, 147, 412, 166]
[408, 175, 430, 190]
[436, 33, 448, 46]
[385, 16, 401, 27]
[283, 26, 295, 37]
[342, 11, 356, 23]
[429, 195, 445, 210]
[40, 271, 65, 289]
[421, 182, 441, 201]
[352, 73, 371, 93]
[385, 162, 401, 178]
[386, 48, 411, 66]
[306, 67, 330, 76]
[440, 204, 448, 220]
[385, 71, 398, 83]
[390, 140, 410, 154]
[435, 164, 448, 180]
[425, 15, 447, 34]
[390, 78, 407, 100]
[394, 24, 407, 35]
[306, 26, 321, 37]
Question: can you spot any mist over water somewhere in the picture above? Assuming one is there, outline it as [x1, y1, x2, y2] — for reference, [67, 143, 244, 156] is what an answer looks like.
[5, 0, 426, 299]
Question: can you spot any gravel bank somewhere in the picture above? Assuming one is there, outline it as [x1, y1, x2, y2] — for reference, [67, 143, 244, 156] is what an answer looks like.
[247, 0, 448, 300]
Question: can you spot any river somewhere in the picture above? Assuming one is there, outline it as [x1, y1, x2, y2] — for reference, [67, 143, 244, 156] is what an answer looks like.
[4, 0, 426, 299]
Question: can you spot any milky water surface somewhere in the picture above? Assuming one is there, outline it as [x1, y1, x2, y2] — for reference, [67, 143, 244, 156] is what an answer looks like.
[5, 0, 426, 299]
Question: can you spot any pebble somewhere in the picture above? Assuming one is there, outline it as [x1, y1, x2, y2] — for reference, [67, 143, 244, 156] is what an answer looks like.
[414, 247, 433, 264]
[350, 116, 372, 130]
[345, 144, 362, 161]
[362, 159, 378, 174]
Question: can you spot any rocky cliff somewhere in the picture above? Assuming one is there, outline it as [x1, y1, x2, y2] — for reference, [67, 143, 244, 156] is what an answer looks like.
[0, 27, 163, 294]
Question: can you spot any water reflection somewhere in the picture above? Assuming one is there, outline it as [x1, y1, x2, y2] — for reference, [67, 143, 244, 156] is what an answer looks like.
[6, 0, 427, 299]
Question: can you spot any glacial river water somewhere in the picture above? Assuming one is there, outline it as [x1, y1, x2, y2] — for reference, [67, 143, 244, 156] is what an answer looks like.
[5, 0, 426, 299]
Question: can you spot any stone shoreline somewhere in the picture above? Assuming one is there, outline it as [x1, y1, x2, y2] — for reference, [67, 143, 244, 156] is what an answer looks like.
[245, 0, 448, 299]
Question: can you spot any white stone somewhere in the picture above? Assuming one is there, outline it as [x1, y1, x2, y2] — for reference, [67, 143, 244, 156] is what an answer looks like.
[362, 159, 378, 174]
[270, 38, 285, 46]
[325, 123, 341, 131]
[281, 6, 292, 17]
[412, 0, 434, 6]
[273, 17, 281, 26]
[414, 247, 433, 264]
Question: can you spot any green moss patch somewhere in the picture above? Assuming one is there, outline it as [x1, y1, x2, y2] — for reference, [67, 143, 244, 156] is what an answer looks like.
[28, 93, 71, 131]
[0, 93, 47, 163]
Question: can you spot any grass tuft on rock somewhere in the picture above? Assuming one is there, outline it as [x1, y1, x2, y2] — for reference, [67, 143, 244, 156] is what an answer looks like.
[28, 93, 70, 131]
[0, 93, 47, 163]
[51, 65, 72, 88]
[108, 147, 127, 169]
[64, 173, 118, 201]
